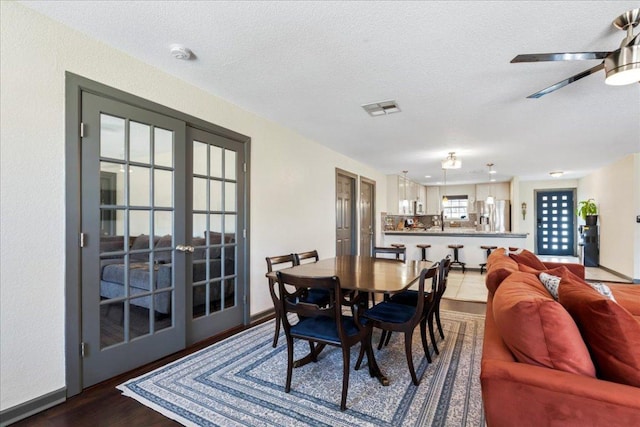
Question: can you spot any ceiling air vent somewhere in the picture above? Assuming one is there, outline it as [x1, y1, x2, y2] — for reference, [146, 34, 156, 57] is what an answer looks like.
[361, 100, 401, 117]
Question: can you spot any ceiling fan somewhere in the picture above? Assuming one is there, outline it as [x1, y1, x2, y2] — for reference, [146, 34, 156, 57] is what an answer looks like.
[512, 8, 640, 98]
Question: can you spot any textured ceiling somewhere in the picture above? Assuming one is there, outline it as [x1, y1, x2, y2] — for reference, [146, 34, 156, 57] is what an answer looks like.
[22, 0, 640, 185]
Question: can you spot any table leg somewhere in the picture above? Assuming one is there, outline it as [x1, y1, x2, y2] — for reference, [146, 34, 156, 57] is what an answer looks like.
[365, 332, 389, 386]
[293, 343, 326, 368]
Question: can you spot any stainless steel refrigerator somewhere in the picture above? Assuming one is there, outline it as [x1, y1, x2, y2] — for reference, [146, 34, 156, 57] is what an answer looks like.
[476, 200, 510, 232]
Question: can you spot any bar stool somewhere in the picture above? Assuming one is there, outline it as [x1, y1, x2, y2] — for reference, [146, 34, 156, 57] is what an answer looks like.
[416, 244, 431, 262]
[390, 243, 405, 261]
[447, 244, 466, 273]
[479, 245, 498, 274]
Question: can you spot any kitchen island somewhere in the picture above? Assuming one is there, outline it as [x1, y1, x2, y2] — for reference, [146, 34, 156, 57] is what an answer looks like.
[383, 229, 528, 268]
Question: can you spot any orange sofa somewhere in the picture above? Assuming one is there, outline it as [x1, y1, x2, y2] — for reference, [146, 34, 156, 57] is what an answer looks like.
[481, 248, 640, 427]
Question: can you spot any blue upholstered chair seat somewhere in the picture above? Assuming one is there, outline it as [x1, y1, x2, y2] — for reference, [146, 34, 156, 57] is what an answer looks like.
[364, 301, 417, 324]
[389, 290, 419, 306]
[291, 316, 360, 343]
[303, 289, 331, 306]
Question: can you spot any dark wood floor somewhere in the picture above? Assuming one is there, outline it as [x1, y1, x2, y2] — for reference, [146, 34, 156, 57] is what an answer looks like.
[13, 300, 485, 427]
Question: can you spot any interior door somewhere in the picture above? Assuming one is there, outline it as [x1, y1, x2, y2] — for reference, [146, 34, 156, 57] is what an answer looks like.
[187, 126, 245, 344]
[336, 170, 356, 256]
[81, 92, 186, 387]
[536, 190, 575, 256]
[359, 177, 375, 257]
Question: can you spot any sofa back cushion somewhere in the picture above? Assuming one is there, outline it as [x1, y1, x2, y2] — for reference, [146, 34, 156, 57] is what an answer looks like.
[485, 248, 518, 294]
[558, 272, 640, 387]
[508, 248, 547, 270]
[493, 272, 596, 377]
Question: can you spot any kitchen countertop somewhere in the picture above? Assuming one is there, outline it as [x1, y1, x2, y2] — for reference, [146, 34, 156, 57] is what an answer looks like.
[384, 229, 527, 238]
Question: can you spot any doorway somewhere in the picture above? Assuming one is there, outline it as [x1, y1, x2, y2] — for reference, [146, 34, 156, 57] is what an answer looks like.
[66, 74, 249, 396]
[359, 177, 375, 257]
[336, 169, 357, 256]
[535, 190, 575, 256]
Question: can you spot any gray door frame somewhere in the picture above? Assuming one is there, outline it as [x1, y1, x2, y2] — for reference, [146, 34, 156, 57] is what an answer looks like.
[65, 72, 251, 397]
[359, 176, 376, 256]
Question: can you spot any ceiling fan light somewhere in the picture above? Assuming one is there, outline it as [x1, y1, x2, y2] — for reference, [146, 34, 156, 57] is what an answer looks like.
[604, 46, 640, 85]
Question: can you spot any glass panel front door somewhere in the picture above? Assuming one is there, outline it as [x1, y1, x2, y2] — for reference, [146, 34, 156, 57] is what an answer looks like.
[536, 190, 575, 256]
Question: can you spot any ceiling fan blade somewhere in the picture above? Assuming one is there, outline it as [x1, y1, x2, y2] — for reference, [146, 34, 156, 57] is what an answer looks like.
[511, 52, 610, 63]
[526, 62, 605, 98]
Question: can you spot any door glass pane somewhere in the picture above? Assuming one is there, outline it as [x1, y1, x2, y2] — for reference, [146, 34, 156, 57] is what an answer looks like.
[225, 182, 236, 211]
[192, 283, 206, 318]
[100, 301, 125, 348]
[210, 181, 222, 211]
[154, 211, 172, 237]
[193, 141, 208, 176]
[210, 146, 223, 178]
[193, 177, 207, 211]
[210, 214, 222, 237]
[224, 214, 236, 235]
[100, 114, 125, 160]
[224, 150, 236, 180]
[129, 210, 150, 239]
[129, 297, 151, 340]
[129, 121, 151, 164]
[154, 170, 172, 207]
[193, 213, 207, 239]
[223, 278, 236, 309]
[100, 254, 125, 299]
[100, 208, 125, 239]
[208, 281, 222, 313]
[129, 166, 150, 206]
[100, 162, 125, 206]
[154, 291, 172, 332]
[154, 128, 173, 168]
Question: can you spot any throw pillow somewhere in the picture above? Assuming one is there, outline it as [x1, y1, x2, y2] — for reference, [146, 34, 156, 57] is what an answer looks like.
[492, 272, 596, 377]
[539, 272, 562, 300]
[508, 248, 547, 270]
[587, 282, 617, 302]
[558, 272, 640, 387]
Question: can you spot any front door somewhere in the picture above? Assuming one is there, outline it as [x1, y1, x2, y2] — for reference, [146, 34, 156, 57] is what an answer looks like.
[536, 190, 575, 256]
[81, 92, 187, 387]
[359, 177, 375, 257]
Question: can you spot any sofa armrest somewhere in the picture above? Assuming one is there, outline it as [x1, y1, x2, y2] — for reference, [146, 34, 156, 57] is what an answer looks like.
[542, 261, 585, 279]
[481, 359, 640, 427]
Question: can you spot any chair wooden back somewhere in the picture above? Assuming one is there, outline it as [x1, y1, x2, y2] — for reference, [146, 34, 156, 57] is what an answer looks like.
[372, 246, 406, 263]
[265, 254, 296, 304]
[294, 250, 319, 265]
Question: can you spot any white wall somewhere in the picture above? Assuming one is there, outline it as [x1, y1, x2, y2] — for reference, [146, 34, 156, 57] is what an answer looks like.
[516, 179, 579, 251]
[578, 153, 639, 280]
[0, 2, 387, 410]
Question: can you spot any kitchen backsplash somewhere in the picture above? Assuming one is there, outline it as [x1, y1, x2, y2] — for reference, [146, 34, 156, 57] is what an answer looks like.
[383, 213, 478, 230]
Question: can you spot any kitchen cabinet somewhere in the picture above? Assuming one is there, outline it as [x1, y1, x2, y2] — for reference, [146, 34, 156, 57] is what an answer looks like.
[386, 174, 426, 214]
[476, 182, 510, 201]
[425, 186, 440, 215]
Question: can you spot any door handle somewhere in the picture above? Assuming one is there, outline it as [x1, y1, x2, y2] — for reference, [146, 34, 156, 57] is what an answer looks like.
[176, 245, 194, 253]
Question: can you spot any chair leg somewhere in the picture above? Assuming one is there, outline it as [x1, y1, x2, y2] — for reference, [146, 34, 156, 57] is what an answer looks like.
[285, 336, 294, 393]
[404, 331, 420, 386]
[377, 330, 388, 350]
[340, 347, 350, 411]
[384, 330, 392, 346]
[435, 301, 445, 339]
[355, 341, 366, 370]
[309, 341, 318, 363]
[419, 318, 432, 363]
[428, 310, 439, 355]
[272, 312, 281, 348]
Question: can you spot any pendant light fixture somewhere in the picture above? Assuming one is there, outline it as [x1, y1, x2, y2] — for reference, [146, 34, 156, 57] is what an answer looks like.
[486, 163, 495, 205]
[441, 168, 448, 206]
[401, 170, 410, 214]
[442, 152, 462, 169]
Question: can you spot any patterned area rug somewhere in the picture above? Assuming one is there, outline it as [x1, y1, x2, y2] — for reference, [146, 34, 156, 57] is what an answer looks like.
[118, 310, 485, 426]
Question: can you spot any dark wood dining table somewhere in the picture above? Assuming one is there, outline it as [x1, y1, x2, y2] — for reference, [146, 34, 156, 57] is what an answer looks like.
[266, 255, 433, 385]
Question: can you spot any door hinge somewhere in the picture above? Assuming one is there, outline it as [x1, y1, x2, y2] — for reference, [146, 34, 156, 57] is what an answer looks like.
[81, 342, 87, 358]
[80, 122, 86, 138]
[80, 232, 87, 248]
[243, 162, 247, 173]
[242, 229, 246, 239]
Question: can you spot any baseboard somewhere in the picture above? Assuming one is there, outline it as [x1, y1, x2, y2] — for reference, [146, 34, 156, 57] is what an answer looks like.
[597, 265, 634, 283]
[250, 307, 275, 323]
[0, 387, 66, 426]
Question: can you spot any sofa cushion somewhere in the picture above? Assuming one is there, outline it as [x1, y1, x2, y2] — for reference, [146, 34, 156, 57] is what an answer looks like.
[508, 248, 547, 270]
[558, 272, 640, 387]
[493, 272, 596, 377]
[155, 234, 173, 262]
[485, 248, 519, 294]
[611, 284, 640, 315]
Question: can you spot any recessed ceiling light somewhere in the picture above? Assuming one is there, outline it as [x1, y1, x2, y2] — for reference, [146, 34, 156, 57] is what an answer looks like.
[361, 100, 401, 117]
[490, 178, 496, 182]
[550, 171, 564, 178]
[170, 44, 192, 60]
[424, 175, 431, 178]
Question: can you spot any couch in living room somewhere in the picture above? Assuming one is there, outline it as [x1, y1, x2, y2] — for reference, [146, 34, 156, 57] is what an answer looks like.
[100, 234, 235, 314]
[481, 248, 640, 426]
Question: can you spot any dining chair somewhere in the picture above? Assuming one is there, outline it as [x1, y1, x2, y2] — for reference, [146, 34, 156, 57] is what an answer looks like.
[294, 249, 319, 265]
[429, 256, 452, 355]
[276, 271, 372, 411]
[265, 254, 297, 348]
[356, 265, 439, 385]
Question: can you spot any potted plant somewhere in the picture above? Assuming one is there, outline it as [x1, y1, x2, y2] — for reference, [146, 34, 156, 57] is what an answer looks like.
[577, 198, 598, 225]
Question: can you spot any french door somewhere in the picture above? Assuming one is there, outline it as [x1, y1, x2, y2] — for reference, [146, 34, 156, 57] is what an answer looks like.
[80, 92, 245, 387]
[536, 190, 575, 256]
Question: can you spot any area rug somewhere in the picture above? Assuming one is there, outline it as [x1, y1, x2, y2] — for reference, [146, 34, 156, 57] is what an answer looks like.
[118, 310, 485, 426]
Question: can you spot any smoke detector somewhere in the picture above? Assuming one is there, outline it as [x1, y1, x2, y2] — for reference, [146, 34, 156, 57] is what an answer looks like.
[170, 44, 192, 60]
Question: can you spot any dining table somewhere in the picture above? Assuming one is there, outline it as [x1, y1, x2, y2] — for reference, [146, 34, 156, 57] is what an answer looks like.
[266, 254, 434, 386]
